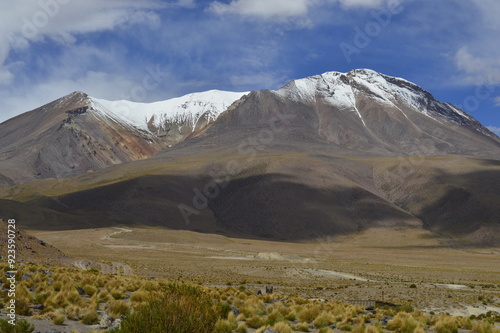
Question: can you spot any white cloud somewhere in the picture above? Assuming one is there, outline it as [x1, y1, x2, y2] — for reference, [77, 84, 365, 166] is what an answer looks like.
[208, 0, 310, 21]
[455, 47, 500, 86]
[493, 96, 500, 107]
[208, 0, 403, 21]
[453, 1, 500, 85]
[487, 126, 500, 136]
[338, 0, 388, 8]
[0, 0, 165, 85]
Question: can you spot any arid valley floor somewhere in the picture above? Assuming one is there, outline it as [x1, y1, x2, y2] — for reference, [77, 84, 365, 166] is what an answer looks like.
[30, 225, 500, 318]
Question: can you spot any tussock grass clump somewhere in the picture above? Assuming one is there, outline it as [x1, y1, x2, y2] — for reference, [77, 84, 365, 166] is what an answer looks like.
[130, 290, 148, 303]
[53, 314, 65, 325]
[387, 312, 423, 333]
[65, 304, 84, 320]
[98, 289, 112, 302]
[15, 298, 33, 316]
[319, 327, 334, 333]
[82, 309, 99, 325]
[108, 300, 130, 318]
[432, 314, 459, 333]
[298, 304, 321, 323]
[255, 326, 272, 333]
[272, 321, 293, 333]
[314, 311, 333, 328]
[366, 325, 380, 333]
[215, 311, 238, 333]
[110, 283, 220, 333]
[265, 308, 285, 325]
[214, 319, 235, 333]
[294, 322, 310, 332]
[0, 318, 35, 333]
[110, 290, 126, 300]
[83, 284, 97, 296]
[240, 296, 266, 317]
[235, 323, 248, 333]
[227, 311, 238, 327]
[246, 315, 266, 329]
[471, 321, 495, 333]
[352, 321, 366, 333]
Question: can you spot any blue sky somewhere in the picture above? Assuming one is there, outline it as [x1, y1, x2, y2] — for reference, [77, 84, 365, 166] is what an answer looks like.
[1, 0, 499, 134]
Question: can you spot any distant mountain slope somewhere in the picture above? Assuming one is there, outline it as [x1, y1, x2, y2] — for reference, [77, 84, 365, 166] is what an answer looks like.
[0, 90, 247, 187]
[0, 92, 165, 187]
[0, 69, 499, 245]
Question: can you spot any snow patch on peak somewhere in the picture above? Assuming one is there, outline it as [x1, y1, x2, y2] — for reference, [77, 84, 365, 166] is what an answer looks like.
[275, 69, 474, 126]
[90, 90, 249, 132]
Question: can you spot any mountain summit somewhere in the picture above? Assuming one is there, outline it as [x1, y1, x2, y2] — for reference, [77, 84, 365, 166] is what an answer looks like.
[194, 69, 500, 160]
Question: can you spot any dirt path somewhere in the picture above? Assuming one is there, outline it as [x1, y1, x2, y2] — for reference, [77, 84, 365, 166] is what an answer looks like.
[100, 227, 132, 240]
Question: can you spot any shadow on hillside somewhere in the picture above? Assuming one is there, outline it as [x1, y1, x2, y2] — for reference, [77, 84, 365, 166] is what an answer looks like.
[3, 167, 499, 245]
[2, 172, 415, 241]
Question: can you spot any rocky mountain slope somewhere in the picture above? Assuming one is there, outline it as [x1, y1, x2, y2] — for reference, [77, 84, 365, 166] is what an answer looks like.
[199, 69, 500, 158]
[0, 90, 247, 187]
[0, 69, 499, 245]
[0, 218, 67, 263]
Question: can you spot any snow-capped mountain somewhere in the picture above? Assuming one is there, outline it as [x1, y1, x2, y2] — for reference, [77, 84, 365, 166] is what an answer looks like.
[203, 69, 500, 158]
[274, 69, 495, 139]
[1, 69, 500, 189]
[91, 90, 248, 138]
[0, 89, 248, 186]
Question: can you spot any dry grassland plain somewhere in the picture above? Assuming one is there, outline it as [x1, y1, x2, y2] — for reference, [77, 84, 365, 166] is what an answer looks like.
[29, 225, 500, 317]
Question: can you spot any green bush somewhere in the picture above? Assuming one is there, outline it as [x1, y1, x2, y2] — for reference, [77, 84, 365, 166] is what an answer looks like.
[0, 319, 35, 333]
[110, 283, 220, 333]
